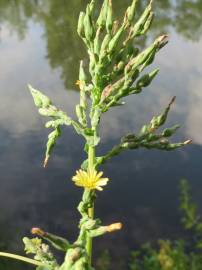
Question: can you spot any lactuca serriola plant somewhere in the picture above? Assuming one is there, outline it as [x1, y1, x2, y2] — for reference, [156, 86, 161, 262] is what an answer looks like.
[0, 1, 191, 269]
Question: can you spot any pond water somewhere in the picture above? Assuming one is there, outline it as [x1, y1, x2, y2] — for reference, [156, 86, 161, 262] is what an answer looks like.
[0, 0, 202, 269]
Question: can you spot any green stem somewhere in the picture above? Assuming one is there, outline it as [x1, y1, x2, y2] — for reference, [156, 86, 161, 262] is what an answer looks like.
[0, 252, 43, 266]
[88, 145, 95, 168]
[86, 145, 95, 266]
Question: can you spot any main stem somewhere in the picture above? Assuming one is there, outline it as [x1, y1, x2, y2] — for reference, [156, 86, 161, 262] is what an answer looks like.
[86, 145, 95, 266]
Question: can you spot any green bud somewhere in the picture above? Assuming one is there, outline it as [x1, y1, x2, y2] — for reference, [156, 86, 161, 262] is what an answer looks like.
[136, 68, 159, 88]
[131, 0, 153, 37]
[77, 12, 85, 38]
[106, 0, 113, 33]
[125, 36, 168, 76]
[100, 34, 111, 59]
[126, 0, 138, 24]
[97, 0, 108, 28]
[121, 134, 136, 143]
[94, 27, 101, 55]
[150, 96, 176, 129]
[125, 44, 155, 75]
[123, 68, 140, 89]
[108, 24, 125, 53]
[140, 12, 154, 35]
[162, 125, 180, 137]
[84, 7, 94, 42]
[112, 61, 125, 78]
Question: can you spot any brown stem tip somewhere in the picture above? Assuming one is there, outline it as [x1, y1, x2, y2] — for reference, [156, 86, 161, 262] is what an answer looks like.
[107, 222, 123, 232]
[31, 227, 45, 237]
[43, 157, 49, 168]
[184, 139, 192, 145]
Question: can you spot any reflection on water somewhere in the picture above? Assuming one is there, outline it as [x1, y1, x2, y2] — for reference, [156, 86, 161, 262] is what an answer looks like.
[1, 0, 202, 89]
[0, 0, 202, 269]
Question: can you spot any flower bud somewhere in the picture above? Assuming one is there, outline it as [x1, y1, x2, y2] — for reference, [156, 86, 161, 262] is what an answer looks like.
[97, 0, 108, 28]
[108, 24, 125, 53]
[77, 12, 85, 38]
[94, 27, 101, 54]
[136, 68, 159, 88]
[126, 0, 138, 24]
[106, 0, 113, 33]
[131, 0, 153, 37]
[84, 7, 94, 42]
[162, 125, 180, 137]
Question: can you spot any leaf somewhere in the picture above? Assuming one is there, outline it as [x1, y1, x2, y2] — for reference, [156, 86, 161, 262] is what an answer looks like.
[29, 85, 73, 167]
[44, 127, 61, 168]
[29, 85, 51, 108]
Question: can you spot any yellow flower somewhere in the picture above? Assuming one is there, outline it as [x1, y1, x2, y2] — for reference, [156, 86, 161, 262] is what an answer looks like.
[75, 80, 84, 90]
[72, 168, 109, 191]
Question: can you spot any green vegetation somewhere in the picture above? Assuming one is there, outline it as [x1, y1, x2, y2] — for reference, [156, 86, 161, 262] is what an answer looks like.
[129, 180, 202, 270]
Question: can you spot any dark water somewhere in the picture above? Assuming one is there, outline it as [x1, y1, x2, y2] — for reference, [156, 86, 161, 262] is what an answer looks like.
[0, 0, 202, 269]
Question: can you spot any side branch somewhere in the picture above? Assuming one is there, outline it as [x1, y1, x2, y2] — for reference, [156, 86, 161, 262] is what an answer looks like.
[96, 97, 192, 166]
[0, 252, 43, 266]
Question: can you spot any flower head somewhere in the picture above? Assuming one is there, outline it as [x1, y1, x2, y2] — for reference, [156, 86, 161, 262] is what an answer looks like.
[72, 168, 109, 191]
[75, 80, 84, 90]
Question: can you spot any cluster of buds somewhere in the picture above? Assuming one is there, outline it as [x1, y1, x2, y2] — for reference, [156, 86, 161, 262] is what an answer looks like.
[23, 236, 57, 268]
[85, 97, 192, 167]
[77, 0, 167, 115]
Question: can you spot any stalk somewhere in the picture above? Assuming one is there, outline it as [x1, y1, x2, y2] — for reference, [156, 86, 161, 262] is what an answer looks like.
[86, 144, 95, 266]
[0, 252, 43, 266]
